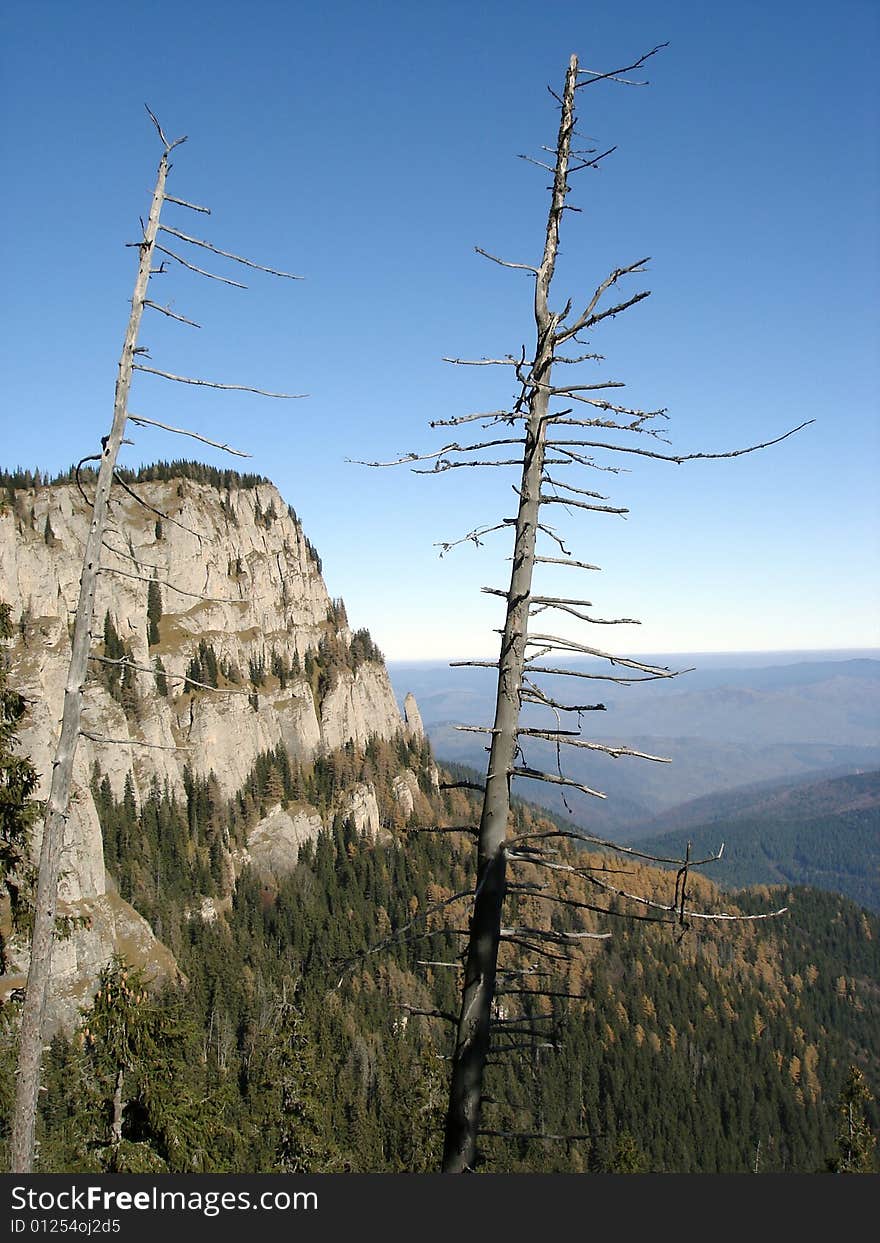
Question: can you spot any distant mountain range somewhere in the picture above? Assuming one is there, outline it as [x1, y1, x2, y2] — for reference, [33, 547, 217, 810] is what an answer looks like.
[630, 770, 880, 912]
[389, 654, 880, 834]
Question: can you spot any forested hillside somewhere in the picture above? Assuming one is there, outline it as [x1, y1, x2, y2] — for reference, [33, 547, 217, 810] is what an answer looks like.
[2, 740, 876, 1173]
[632, 771, 880, 911]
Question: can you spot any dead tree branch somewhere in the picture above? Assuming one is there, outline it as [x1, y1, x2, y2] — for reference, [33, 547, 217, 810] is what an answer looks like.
[132, 363, 305, 399]
[142, 299, 201, 328]
[163, 193, 210, 214]
[158, 223, 302, 279]
[127, 414, 251, 457]
[154, 243, 248, 287]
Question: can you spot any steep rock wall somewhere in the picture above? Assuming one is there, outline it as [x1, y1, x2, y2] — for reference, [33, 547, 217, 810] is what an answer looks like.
[0, 475, 415, 1018]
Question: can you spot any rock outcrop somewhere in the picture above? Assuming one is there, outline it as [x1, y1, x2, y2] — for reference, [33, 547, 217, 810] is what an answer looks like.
[244, 805, 324, 882]
[0, 472, 424, 1022]
[403, 692, 425, 741]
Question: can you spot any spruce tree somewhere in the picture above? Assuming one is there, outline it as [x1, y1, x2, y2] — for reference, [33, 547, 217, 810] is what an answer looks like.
[828, 1066, 877, 1173]
[146, 580, 162, 647]
[0, 602, 39, 975]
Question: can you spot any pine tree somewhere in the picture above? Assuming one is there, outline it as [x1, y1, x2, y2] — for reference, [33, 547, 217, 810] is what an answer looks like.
[250, 980, 334, 1172]
[78, 957, 164, 1172]
[827, 1066, 877, 1173]
[77, 958, 216, 1173]
[146, 580, 162, 648]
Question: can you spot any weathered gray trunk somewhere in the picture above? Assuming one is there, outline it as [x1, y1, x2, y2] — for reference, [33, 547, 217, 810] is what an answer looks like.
[111, 1066, 125, 1146]
[9, 151, 169, 1173]
[441, 55, 578, 1174]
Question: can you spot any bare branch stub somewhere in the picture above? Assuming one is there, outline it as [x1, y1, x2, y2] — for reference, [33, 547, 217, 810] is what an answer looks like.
[163, 192, 211, 214]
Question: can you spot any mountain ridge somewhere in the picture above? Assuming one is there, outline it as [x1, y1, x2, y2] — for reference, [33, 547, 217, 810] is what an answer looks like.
[0, 468, 423, 1025]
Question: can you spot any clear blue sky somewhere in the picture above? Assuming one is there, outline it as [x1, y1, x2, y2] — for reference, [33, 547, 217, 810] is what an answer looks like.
[2, 0, 878, 659]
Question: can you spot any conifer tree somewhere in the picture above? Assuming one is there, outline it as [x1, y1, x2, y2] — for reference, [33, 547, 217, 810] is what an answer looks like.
[250, 980, 333, 1172]
[0, 602, 39, 976]
[828, 1066, 877, 1173]
[146, 579, 162, 647]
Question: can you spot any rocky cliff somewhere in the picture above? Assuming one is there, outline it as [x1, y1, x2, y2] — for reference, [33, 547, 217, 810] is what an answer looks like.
[0, 469, 416, 1024]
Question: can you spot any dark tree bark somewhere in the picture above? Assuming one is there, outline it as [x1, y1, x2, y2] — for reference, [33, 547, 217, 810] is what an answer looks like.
[441, 54, 580, 1175]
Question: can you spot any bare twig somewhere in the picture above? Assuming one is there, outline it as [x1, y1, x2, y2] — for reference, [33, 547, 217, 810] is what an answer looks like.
[509, 766, 606, 799]
[500, 925, 611, 943]
[517, 731, 669, 762]
[163, 193, 211, 214]
[98, 564, 239, 604]
[143, 299, 202, 328]
[575, 43, 668, 88]
[435, 520, 515, 556]
[88, 655, 250, 697]
[133, 363, 305, 399]
[144, 104, 186, 152]
[531, 602, 640, 625]
[549, 421, 815, 464]
[154, 243, 248, 288]
[538, 493, 628, 516]
[127, 414, 251, 458]
[525, 637, 678, 676]
[111, 472, 204, 542]
[429, 410, 519, 429]
[474, 246, 539, 274]
[479, 1130, 600, 1142]
[159, 223, 302, 279]
[533, 555, 601, 571]
[443, 356, 521, 366]
[80, 730, 191, 752]
[524, 663, 678, 685]
[350, 438, 524, 469]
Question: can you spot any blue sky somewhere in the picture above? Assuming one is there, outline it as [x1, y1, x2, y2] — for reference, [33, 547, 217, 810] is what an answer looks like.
[2, 0, 878, 659]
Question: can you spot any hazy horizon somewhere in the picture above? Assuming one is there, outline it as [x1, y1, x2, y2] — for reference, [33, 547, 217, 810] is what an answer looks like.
[388, 647, 880, 668]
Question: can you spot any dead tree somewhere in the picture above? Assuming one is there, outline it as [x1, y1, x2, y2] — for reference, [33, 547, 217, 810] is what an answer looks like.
[357, 49, 805, 1173]
[9, 109, 301, 1173]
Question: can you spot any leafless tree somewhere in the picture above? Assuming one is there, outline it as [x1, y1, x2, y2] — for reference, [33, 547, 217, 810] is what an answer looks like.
[9, 109, 301, 1173]
[357, 50, 805, 1173]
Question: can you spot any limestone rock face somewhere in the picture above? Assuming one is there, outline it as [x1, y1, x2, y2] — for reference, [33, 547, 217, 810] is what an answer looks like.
[1, 891, 180, 1035]
[321, 665, 401, 753]
[403, 692, 425, 741]
[339, 783, 381, 839]
[392, 770, 420, 821]
[0, 475, 412, 1021]
[245, 805, 324, 881]
[238, 782, 382, 885]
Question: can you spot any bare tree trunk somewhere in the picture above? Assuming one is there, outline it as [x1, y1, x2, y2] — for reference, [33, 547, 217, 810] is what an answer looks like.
[9, 149, 170, 1173]
[111, 1066, 125, 1146]
[441, 55, 578, 1175]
